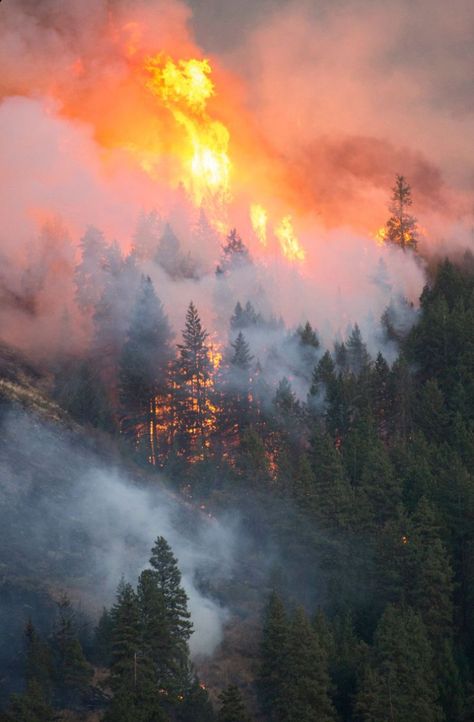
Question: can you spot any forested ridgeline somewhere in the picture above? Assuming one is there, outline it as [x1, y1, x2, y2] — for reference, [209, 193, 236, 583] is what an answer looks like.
[1, 241, 474, 721]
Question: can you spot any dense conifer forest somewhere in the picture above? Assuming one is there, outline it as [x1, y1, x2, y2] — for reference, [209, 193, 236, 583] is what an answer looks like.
[0, 222, 473, 720]
[1, 1, 474, 719]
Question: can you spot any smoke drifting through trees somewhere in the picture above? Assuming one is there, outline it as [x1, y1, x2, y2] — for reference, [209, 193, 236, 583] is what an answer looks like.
[0, 2, 473, 720]
[0, 0, 471, 368]
[0, 409, 236, 662]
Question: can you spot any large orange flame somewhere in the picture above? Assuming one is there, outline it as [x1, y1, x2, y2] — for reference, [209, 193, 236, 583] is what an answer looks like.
[145, 55, 232, 207]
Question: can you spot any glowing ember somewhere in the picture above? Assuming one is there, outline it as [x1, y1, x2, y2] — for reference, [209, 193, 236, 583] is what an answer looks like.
[250, 203, 268, 246]
[145, 55, 232, 205]
[374, 227, 387, 246]
[209, 345, 223, 371]
[275, 215, 306, 261]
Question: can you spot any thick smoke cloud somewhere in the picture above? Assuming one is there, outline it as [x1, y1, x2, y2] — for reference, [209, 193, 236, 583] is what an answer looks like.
[0, 0, 469, 359]
[220, 0, 474, 235]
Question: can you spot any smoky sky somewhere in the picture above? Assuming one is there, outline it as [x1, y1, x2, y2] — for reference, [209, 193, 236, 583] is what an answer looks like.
[0, 0, 472, 361]
[188, 0, 474, 210]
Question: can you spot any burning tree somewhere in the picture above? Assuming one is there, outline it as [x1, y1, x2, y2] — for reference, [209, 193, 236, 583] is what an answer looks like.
[176, 302, 217, 458]
[384, 175, 418, 251]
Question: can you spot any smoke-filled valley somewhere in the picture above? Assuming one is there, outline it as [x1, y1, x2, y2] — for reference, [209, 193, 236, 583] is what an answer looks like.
[0, 1, 474, 721]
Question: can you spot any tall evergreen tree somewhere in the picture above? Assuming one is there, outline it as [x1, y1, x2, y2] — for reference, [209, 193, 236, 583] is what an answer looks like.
[132, 210, 162, 262]
[308, 429, 353, 530]
[93, 607, 113, 667]
[179, 675, 215, 722]
[258, 592, 290, 721]
[356, 605, 442, 722]
[5, 681, 54, 722]
[109, 580, 141, 695]
[92, 247, 140, 396]
[217, 230, 251, 274]
[145, 537, 193, 697]
[176, 302, 215, 454]
[155, 223, 181, 277]
[75, 226, 108, 312]
[218, 685, 249, 722]
[408, 496, 454, 645]
[284, 607, 336, 722]
[370, 353, 392, 441]
[50, 595, 92, 708]
[346, 324, 370, 376]
[53, 356, 114, 431]
[384, 175, 418, 251]
[220, 332, 254, 438]
[119, 275, 174, 465]
[23, 620, 52, 698]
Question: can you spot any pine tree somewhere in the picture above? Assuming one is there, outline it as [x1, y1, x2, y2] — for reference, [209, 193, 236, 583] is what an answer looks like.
[355, 437, 402, 531]
[92, 247, 140, 396]
[231, 332, 253, 370]
[132, 210, 162, 262]
[308, 429, 353, 530]
[371, 353, 392, 441]
[230, 301, 262, 330]
[5, 681, 54, 722]
[93, 607, 114, 667]
[109, 580, 141, 695]
[356, 605, 442, 722]
[330, 612, 365, 721]
[53, 356, 114, 431]
[50, 595, 92, 708]
[408, 497, 454, 644]
[146, 536, 193, 697]
[415, 379, 450, 444]
[119, 275, 174, 465]
[309, 350, 337, 403]
[258, 592, 290, 721]
[273, 378, 301, 431]
[284, 607, 336, 722]
[296, 321, 320, 376]
[384, 175, 418, 251]
[220, 332, 254, 438]
[236, 426, 271, 487]
[390, 356, 414, 442]
[75, 225, 108, 312]
[106, 580, 165, 722]
[218, 685, 249, 722]
[176, 302, 215, 454]
[155, 223, 182, 277]
[179, 675, 215, 722]
[346, 324, 370, 376]
[136, 570, 168, 691]
[219, 229, 250, 273]
[297, 321, 320, 350]
[24, 620, 52, 698]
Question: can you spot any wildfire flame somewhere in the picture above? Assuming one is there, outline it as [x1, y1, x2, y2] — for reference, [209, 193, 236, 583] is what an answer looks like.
[208, 344, 223, 371]
[250, 203, 268, 246]
[145, 55, 231, 206]
[374, 227, 387, 246]
[275, 215, 306, 261]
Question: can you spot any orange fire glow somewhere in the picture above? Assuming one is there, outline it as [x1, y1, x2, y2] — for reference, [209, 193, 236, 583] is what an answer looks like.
[374, 227, 387, 246]
[208, 344, 223, 371]
[250, 204, 268, 246]
[275, 215, 306, 261]
[145, 55, 232, 207]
